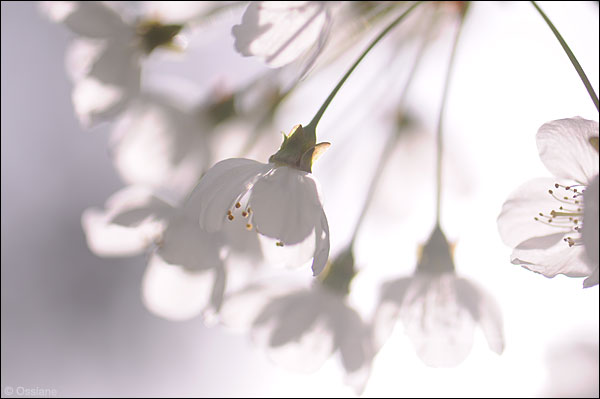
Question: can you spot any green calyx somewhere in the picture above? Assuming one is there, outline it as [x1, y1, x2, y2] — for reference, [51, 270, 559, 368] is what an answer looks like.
[137, 20, 184, 54]
[415, 225, 456, 274]
[268, 124, 330, 173]
[318, 248, 356, 296]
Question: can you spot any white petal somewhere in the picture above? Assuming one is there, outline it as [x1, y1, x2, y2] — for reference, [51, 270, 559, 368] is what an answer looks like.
[80, 187, 169, 257]
[110, 94, 208, 198]
[511, 237, 593, 278]
[72, 42, 141, 126]
[140, 1, 215, 24]
[401, 273, 475, 367]
[497, 177, 574, 248]
[141, 253, 217, 321]
[373, 278, 412, 351]
[40, 1, 130, 38]
[195, 158, 268, 232]
[537, 117, 599, 184]
[583, 266, 599, 288]
[250, 166, 323, 245]
[65, 38, 105, 81]
[456, 278, 504, 355]
[155, 215, 223, 271]
[232, 1, 329, 68]
[81, 208, 156, 257]
[252, 290, 334, 372]
[311, 209, 330, 276]
[582, 175, 599, 271]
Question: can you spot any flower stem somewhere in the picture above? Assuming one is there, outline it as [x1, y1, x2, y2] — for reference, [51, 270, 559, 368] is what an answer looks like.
[531, 1, 599, 113]
[435, 3, 470, 226]
[349, 13, 437, 247]
[305, 1, 424, 136]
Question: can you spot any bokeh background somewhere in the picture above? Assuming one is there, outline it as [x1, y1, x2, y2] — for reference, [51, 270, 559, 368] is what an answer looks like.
[1, 1, 598, 397]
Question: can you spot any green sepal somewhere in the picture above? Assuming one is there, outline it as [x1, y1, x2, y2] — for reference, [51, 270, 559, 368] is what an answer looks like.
[138, 20, 184, 54]
[318, 247, 356, 296]
[589, 136, 599, 153]
[268, 124, 329, 173]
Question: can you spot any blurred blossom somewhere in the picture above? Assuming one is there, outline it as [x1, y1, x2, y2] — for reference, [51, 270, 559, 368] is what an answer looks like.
[232, 1, 334, 70]
[82, 185, 263, 322]
[39, 1, 203, 127]
[220, 248, 374, 394]
[497, 117, 599, 287]
[374, 225, 504, 367]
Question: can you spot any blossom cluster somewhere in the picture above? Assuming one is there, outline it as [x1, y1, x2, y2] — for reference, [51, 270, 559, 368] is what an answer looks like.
[42, 1, 598, 395]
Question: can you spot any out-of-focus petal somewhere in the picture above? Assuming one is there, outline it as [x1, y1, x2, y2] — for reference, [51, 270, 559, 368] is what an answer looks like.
[456, 278, 504, 355]
[40, 1, 130, 39]
[402, 274, 475, 367]
[537, 117, 599, 184]
[155, 216, 223, 271]
[141, 253, 216, 321]
[497, 177, 575, 248]
[373, 277, 412, 351]
[81, 208, 159, 257]
[195, 158, 268, 232]
[232, 1, 329, 68]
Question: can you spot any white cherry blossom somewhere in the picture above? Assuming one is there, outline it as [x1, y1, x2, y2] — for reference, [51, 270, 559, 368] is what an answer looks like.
[40, 1, 189, 127]
[194, 157, 330, 276]
[497, 117, 599, 287]
[373, 226, 505, 367]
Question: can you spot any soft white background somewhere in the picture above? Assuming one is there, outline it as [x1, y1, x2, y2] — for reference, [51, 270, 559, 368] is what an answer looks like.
[1, 1, 598, 397]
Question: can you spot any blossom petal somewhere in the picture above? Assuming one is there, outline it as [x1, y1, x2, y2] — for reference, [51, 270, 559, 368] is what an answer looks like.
[402, 274, 475, 367]
[511, 237, 592, 278]
[311, 209, 330, 276]
[195, 158, 268, 232]
[250, 166, 322, 245]
[373, 277, 412, 351]
[456, 278, 504, 355]
[497, 177, 575, 248]
[537, 117, 599, 184]
[72, 42, 141, 126]
[155, 216, 223, 271]
[232, 1, 329, 68]
[141, 253, 216, 321]
[40, 1, 129, 39]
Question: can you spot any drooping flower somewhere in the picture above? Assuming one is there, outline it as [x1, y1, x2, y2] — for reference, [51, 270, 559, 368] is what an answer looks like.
[373, 225, 505, 367]
[40, 1, 201, 127]
[81, 185, 262, 321]
[497, 117, 599, 287]
[219, 248, 374, 394]
[194, 124, 330, 275]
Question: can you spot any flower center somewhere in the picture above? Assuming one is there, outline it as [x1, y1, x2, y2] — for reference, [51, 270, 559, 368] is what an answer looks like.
[136, 19, 184, 54]
[225, 201, 285, 247]
[534, 183, 586, 247]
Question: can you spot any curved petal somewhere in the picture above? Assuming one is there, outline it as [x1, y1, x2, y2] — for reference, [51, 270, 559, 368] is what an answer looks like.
[537, 117, 599, 184]
[232, 1, 329, 68]
[155, 215, 223, 271]
[511, 238, 592, 278]
[40, 1, 130, 39]
[497, 177, 576, 248]
[456, 278, 504, 355]
[250, 166, 323, 245]
[141, 253, 216, 321]
[194, 158, 268, 232]
[81, 208, 157, 257]
[311, 209, 330, 276]
[373, 277, 413, 351]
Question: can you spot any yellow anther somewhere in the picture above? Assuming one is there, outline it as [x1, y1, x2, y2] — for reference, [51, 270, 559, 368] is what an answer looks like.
[246, 223, 253, 230]
[235, 202, 241, 208]
[276, 241, 284, 247]
[228, 214, 234, 221]
[242, 211, 248, 217]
